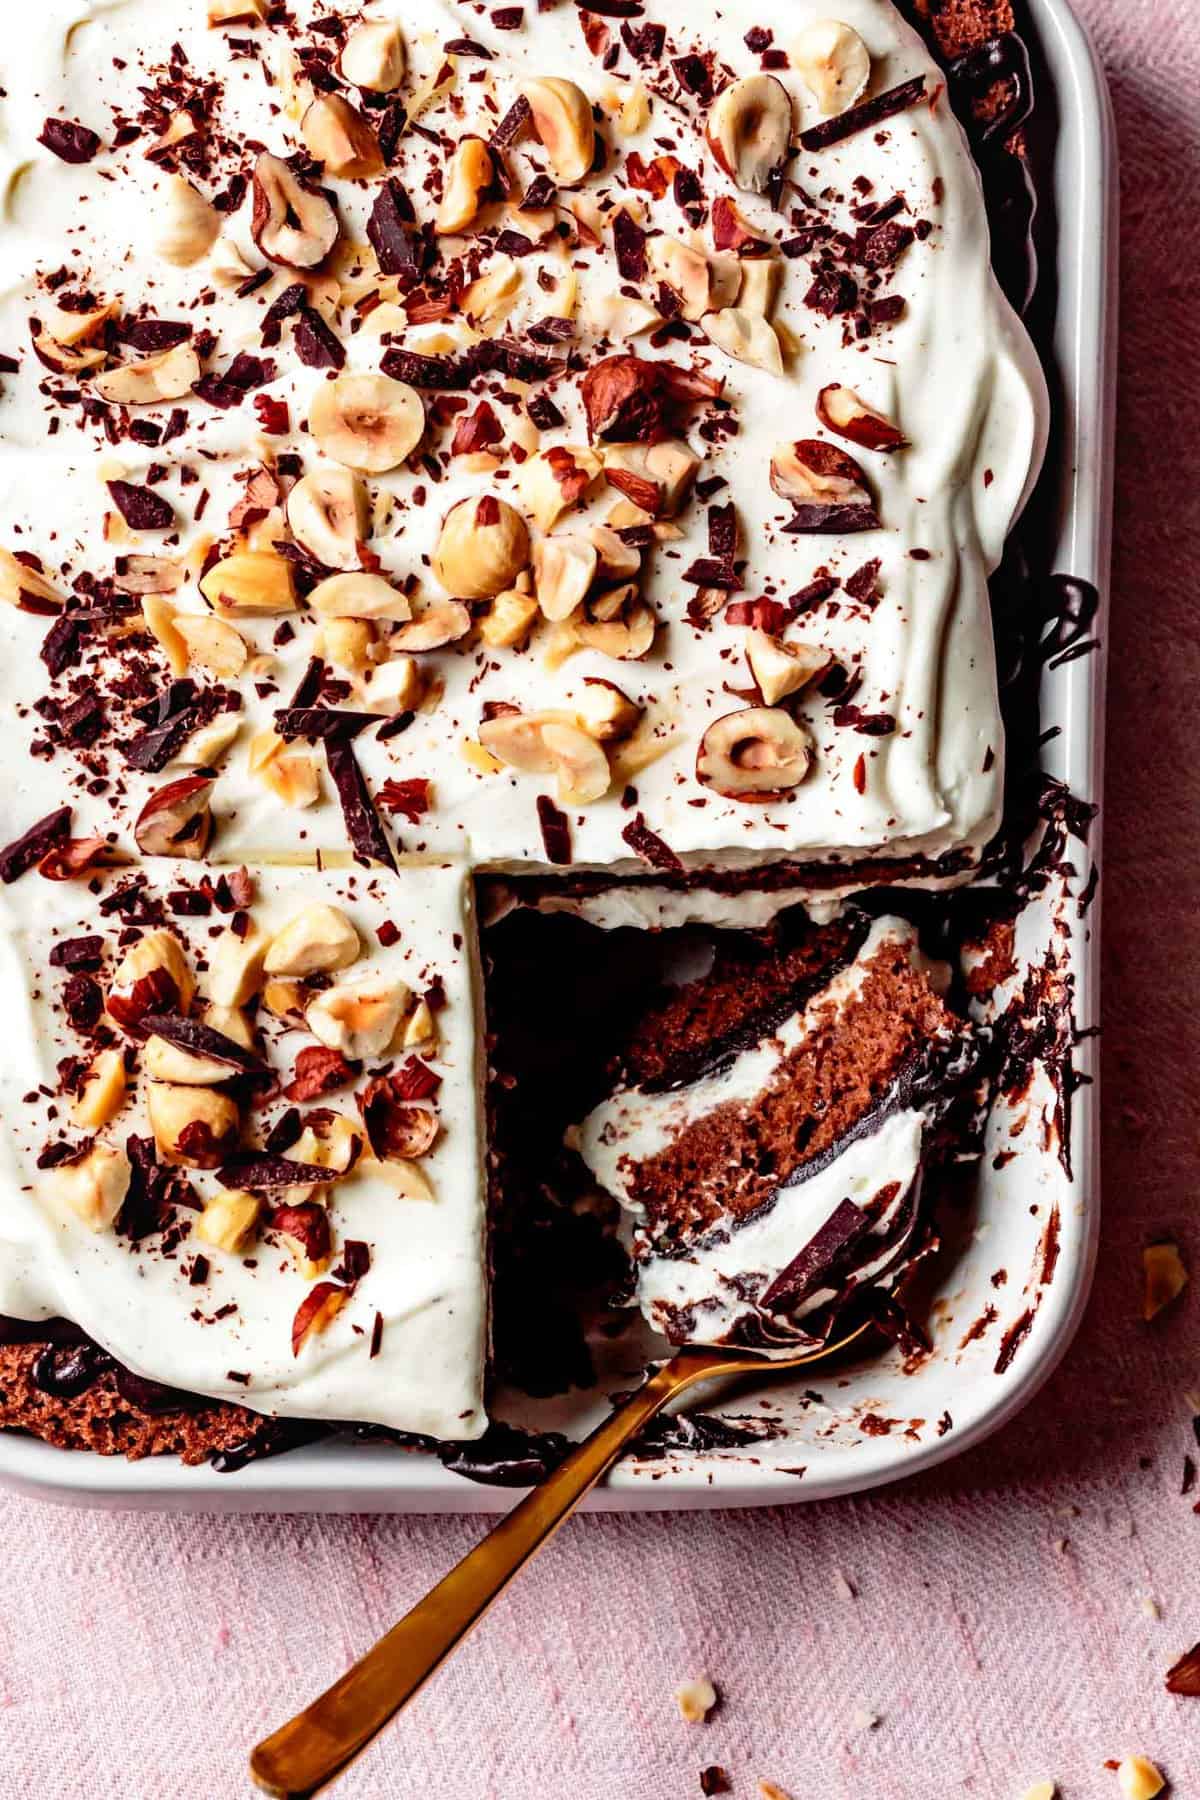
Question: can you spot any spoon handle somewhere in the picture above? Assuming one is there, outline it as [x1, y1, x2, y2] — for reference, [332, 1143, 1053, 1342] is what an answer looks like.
[249, 1357, 688, 1800]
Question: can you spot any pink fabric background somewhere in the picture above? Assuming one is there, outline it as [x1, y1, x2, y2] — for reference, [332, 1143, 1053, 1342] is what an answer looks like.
[2, 5, 1197, 1795]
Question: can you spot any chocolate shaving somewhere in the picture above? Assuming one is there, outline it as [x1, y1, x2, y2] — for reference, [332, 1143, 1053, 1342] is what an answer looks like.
[799, 75, 928, 152]
[293, 309, 346, 370]
[491, 94, 531, 149]
[760, 1200, 871, 1313]
[783, 502, 881, 535]
[620, 812, 682, 872]
[106, 481, 175, 531]
[274, 708, 376, 742]
[536, 795, 572, 865]
[324, 737, 397, 871]
[260, 283, 308, 347]
[49, 935, 104, 971]
[613, 208, 648, 282]
[38, 118, 101, 164]
[0, 807, 72, 884]
[141, 1014, 267, 1074]
[217, 1155, 333, 1190]
[367, 179, 425, 277]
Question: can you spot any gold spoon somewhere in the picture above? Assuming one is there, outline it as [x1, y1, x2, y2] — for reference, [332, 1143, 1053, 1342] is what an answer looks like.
[249, 1324, 870, 1800]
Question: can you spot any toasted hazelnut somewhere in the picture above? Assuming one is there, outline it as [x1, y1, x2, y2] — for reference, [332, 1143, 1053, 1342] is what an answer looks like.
[205, 1004, 257, 1052]
[478, 709, 572, 774]
[697, 706, 813, 799]
[522, 77, 596, 186]
[1116, 1759, 1165, 1800]
[588, 525, 643, 584]
[209, 238, 258, 288]
[286, 467, 369, 571]
[133, 775, 214, 860]
[147, 1082, 240, 1168]
[479, 587, 541, 649]
[517, 446, 603, 533]
[174, 713, 241, 770]
[206, 926, 268, 1010]
[262, 978, 307, 1022]
[142, 594, 188, 677]
[156, 176, 221, 267]
[44, 1143, 130, 1231]
[602, 440, 699, 519]
[738, 255, 783, 319]
[544, 720, 611, 805]
[264, 903, 360, 978]
[174, 612, 250, 675]
[745, 630, 829, 705]
[1143, 1241, 1188, 1319]
[310, 373, 425, 473]
[380, 1157, 436, 1202]
[432, 495, 530, 599]
[576, 582, 657, 660]
[575, 677, 641, 741]
[251, 153, 339, 269]
[43, 298, 118, 348]
[770, 438, 874, 505]
[207, 0, 267, 21]
[33, 336, 108, 379]
[256, 742, 322, 809]
[390, 600, 473, 652]
[0, 548, 65, 614]
[792, 20, 871, 116]
[307, 977, 411, 1060]
[675, 1677, 718, 1724]
[339, 18, 406, 92]
[72, 1049, 128, 1130]
[318, 617, 376, 673]
[93, 343, 201, 406]
[701, 308, 784, 375]
[142, 1033, 237, 1086]
[461, 258, 522, 327]
[646, 237, 741, 323]
[291, 1281, 349, 1354]
[533, 534, 598, 623]
[109, 930, 195, 1029]
[587, 289, 662, 341]
[361, 655, 424, 712]
[195, 1190, 262, 1254]
[815, 384, 907, 452]
[302, 94, 383, 180]
[403, 999, 437, 1051]
[609, 700, 681, 782]
[310, 571, 412, 623]
[199, 550, 297, 616]
[479, 711, 609, 806]
[292, 1113, 362, 1178]
[705, 75, 792, 193]
[710, 194, 769, 256]
[435, 137, 495, 234]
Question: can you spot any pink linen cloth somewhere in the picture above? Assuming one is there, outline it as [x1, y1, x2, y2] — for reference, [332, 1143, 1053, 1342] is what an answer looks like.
[2, 4, 1199, 1795]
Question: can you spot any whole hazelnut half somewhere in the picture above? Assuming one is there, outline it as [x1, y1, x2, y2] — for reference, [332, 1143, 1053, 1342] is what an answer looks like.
[432, 495, 530, 600]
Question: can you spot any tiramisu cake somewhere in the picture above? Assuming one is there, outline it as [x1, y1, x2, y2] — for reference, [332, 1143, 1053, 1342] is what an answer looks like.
[0, 0, 1047, 1464]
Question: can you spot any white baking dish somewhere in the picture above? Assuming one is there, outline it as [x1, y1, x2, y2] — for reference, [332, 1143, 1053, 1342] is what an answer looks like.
[0, 0, 1115, 1513]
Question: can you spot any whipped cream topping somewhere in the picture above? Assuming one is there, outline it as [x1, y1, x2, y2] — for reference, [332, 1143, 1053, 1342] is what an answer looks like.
[0, 0, 1045, 1432]
[0, 860, 488, 1437]
[575, 915, 947, 1343]
[0, 0, 1046, 880]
